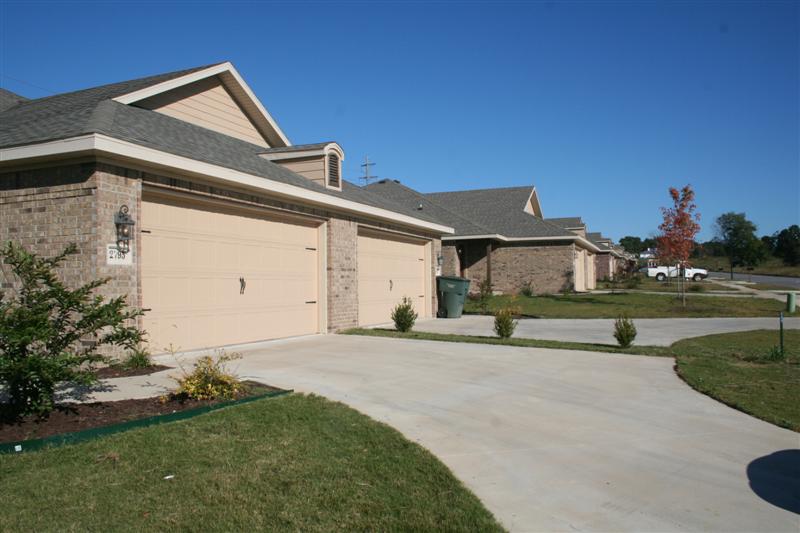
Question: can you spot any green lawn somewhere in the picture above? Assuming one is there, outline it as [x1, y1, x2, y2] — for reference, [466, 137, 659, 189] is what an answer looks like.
[344, 328, 800, 431]
[598, 278, 733, 293]
[699, 256, 800, 278]
[463, 292, 792, 318]
[745, 282, 798, 292]
[0, 394, 503, 532]
[672, 330, 800, 431]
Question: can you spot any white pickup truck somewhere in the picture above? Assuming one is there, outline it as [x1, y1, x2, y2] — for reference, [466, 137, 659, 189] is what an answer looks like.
[640, 265, 708, 282]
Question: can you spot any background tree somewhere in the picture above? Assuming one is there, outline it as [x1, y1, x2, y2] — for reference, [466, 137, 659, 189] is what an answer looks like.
[760, 234, 778, 256]
[656, 185, 701, 304]
[714, 212, 766, 278]
[619, 236, 644, 255]
[774, 224, 800, 265]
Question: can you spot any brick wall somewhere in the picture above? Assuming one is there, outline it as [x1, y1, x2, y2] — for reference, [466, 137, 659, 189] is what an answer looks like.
[441, 243, 459, 277]
[0, 162, 143, 357]
[430, 238, 441, 316]
[327, 218, 359, 330]
[595, 253, 611, 281]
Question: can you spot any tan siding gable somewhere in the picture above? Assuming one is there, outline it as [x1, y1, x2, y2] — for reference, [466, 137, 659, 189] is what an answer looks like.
[136, 76, 270, 147]
[276, 156, 326, 187]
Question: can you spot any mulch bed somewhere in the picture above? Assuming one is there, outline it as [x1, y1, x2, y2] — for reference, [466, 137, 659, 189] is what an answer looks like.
[95, 364, 172, 379]
[0, 381, 282, 444]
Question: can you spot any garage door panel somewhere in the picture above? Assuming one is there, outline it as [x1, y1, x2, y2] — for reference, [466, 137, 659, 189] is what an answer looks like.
[142, 195, 320, 353]
[358, 231, 429, 326]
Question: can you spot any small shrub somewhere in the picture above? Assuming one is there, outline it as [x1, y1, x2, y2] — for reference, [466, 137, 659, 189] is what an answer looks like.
[764, 345, 785, 362]
[0, 242, 143, 418]
[172, 350, 242, 400]
[477, 278, 494, 313]
[121, 345, 152, 370]
[391, 296, 418, 332]
[613, 315, 637, 348]
[624, 274, 642, 289]
[494, 307, 519, 339]
[519, 281, 534, 297]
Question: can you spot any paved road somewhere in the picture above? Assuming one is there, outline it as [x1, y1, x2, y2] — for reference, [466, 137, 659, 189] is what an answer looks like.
[710, 271, 800, 289]
[411, 316, 800, 346]
[129, 335, 800, 532]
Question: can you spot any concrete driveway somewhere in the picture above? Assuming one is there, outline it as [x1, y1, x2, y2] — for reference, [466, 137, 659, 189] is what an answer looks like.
[152, 334, 799, 532]
[410, 316, 800, 346]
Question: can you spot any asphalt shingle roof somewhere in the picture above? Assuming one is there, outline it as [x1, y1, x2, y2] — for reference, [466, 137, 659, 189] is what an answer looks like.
[364, 180, 489, 235]
[423, 186, 578, 239]
[0, 88, 28, 112]
[0, 65, 445, 229]
[545, 217, 584, 229]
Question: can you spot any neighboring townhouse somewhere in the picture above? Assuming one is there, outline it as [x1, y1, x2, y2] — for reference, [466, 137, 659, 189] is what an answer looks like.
[587, 232, 628, 280]
[364, 180, 600, 294]
[0, 62, 453, 354]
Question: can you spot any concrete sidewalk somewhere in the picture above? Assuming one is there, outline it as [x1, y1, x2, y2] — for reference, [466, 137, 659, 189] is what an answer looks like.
[411, 316, 800, 346]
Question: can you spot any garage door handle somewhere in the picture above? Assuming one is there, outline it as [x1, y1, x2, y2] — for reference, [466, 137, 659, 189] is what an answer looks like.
[305, 300, 317, 304]
[389, 279, 393, 291]
[239, 277, 246, 295]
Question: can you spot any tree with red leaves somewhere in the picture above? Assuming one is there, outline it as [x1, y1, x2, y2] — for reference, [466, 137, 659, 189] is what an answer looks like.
[656, 185, 701, 305]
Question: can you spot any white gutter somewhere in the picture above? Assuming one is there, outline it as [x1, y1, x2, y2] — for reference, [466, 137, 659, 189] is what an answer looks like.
[0, 134, 454, 235]
[442, 233, 600, 252]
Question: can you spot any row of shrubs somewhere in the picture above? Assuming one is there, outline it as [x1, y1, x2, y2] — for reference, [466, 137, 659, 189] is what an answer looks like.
[390, 294, 639, 347]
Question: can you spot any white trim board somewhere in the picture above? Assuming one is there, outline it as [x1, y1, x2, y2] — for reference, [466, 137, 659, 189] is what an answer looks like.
[0, 134, 454, 235]
[442, 233, 600, 252]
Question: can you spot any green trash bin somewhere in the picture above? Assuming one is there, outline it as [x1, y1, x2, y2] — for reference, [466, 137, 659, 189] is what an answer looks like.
[788, 292, 797, 314]
[437, 276, 471, 318]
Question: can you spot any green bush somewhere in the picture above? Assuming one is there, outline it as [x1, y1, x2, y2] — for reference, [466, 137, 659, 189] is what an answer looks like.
[494, 307, 519, 339]
[764, 345, 785, 362]
[478, 278, 494, 313]
[613, 315, 637, 348]
[391, 296, 418, 332]
[121, 345, 153, 370]
[173, 350, 242, 400]
[624, 274, 642, 289]
[519, 281, 534, 297]
[0, 242, 143, 418]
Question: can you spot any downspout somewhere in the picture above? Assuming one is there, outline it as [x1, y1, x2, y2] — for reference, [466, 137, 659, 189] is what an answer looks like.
[486, 240, 493, 286]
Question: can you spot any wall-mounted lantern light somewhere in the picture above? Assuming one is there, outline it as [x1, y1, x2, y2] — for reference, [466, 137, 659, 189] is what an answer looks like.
[437, 254, 444, 268]
[115, 205, 135, 254]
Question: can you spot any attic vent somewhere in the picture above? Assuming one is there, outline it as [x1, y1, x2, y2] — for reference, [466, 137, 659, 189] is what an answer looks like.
[327, 153, 340, 188]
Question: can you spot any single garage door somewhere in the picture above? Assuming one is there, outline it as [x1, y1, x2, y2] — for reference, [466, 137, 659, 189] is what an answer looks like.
[141, 193, 320, 353]
[358, 228, 430, 326]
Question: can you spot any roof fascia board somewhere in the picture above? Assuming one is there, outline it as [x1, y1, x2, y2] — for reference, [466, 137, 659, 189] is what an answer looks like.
[112, 62, 292, 148]
[442, 233, 600, 251]
[259, 143, 344, 162]
[0, 134, 453, 235]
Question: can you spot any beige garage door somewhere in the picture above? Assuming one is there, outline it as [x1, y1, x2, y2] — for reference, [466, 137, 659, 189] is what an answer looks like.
[141, 193, 320, 353]
[358, 228, 429, 326]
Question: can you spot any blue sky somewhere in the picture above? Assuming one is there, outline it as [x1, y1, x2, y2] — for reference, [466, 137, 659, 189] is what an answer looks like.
[1, 1, 797, 241]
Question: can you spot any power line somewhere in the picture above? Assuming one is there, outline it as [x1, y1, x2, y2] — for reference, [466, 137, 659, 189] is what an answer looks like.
[0, 74, 57, 95]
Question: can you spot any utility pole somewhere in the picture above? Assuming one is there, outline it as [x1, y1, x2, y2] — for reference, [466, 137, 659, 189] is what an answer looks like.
[359, 155, 377, 186]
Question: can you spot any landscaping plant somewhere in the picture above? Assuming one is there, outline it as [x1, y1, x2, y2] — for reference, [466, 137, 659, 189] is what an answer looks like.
[613, 315, 637, 348]
[120, 345, 153, 370]
[391, 296, 418, 332]
[173, 350, 243, 400]
[0, 242, 143, 418]
[494, 307, 519, 339]
[519, 281, 534, 297]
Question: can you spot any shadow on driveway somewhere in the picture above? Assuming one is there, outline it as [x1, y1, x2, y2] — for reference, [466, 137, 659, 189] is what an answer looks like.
[747, 449, 800, 515]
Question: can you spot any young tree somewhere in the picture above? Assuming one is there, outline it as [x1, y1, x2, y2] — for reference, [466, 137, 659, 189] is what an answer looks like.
[656, 185, 701, 303]
[0, 242, 144, 418]
[775, 225, 800, 266]
[714, 213, 767, 278]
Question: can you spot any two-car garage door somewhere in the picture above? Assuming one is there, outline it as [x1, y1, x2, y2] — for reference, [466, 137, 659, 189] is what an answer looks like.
[141, 193, 321, 353]
[357, 228, 430, 326]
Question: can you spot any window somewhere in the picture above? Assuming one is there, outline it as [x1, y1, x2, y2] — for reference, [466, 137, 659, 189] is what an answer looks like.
[327, 153, 340, 188]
